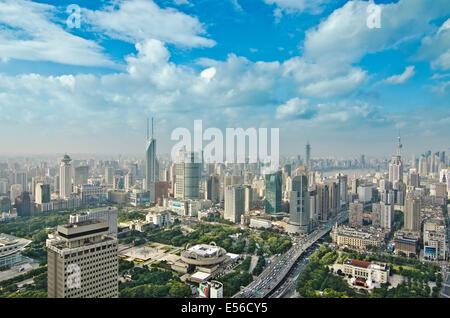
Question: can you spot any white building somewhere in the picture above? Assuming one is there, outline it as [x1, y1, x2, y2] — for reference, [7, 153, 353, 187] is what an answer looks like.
[60, 154, 72, 199]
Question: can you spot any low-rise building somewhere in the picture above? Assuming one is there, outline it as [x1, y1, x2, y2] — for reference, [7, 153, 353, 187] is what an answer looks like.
[333, 259, 389, 289]
[393, 231, 420, 256]
[330, 225, 386, 250]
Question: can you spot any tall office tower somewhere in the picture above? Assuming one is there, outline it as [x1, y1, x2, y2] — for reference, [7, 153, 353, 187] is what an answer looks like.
[224, 185, 245, 223]
[305, 142, 311, 168]
[69, 207, 118, 235]
[0, 179, 8, 195]
[225, 175, 243, 187]
[418, 156, 428, 176]
[408, 171, 420, 187]
[287, 174, 310, 234]
[404, 195, 421, 233]
[31, 176, 45, 201]
[440, 151, 446, 166]
[337, 174, 348, 206]
[205, 175, 220, 203]
[113, 176, 123, 190]
[105, 167, 114, 186]
[60, 154, 72, 199]
[46, 220, 118, 298]
[349, 202, 363, 228]
[145, 118, 158, 195]
[360, 154, 366, 168]
[372, 203, 381, 227]
[14, 171, 27, 193]
[244, 185, 253, 212]
[15, 192, 31, 216]
[351, 178, 359, 194]
[10, 184, 23, 203]
[74, 166, 89, 186]
[154, 181, 168, 204]
[329, 181, 340, 216]
[265, 170, 282, 213]
[283, 164, 292, 177]
[389, 135, 403, 187]
[380, 202, 393, 231]
[315, 183, 329, 222]
[35, 183, 50, 204]
[175, 151, 201, 200]
[0, 196, 11, 213]
[411, 154, 417, 170]
[124, 173, 134, 191]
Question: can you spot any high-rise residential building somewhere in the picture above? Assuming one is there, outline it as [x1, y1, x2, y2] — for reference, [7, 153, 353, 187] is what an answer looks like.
[124, 173, 134, 191]
[60, 154, 72, 199]
[145, 118, 158, 198]
[305, 142, 311, 168]
[244, 185, 253, 212]
[337, 174, 348, 206]
[372, 203, 382, 227]
[389, 135, 404, 187]
[175, 151, 200, 200]
[10, 184, 23, 203]
[224, 185, 245, 223]
[349, 202, 363, 228]
[46, 219, 118, 298]
[404, 195, 421, 233]
[105, 167, 114, 186]
[357, 184, 372, 203]
[329, 181, 340, 216]
[74, 166, 89, 186]
[35, 183, 50, 204]
[380, 202, 393, 231]
[287, 174, 310, 234]
[408, 171, 420, 187]
[15, 192, 31, 216]
[316, 183, 329, 222]
[154, 181, 168, 204]
[205, 175, 220, 203]
[418, 156, 428, 176]
[265, 170, 282, 213]
[14, 171, 27, 193]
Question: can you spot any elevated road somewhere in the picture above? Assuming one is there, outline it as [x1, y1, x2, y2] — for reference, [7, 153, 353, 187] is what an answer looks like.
[233, 212, 348, 298]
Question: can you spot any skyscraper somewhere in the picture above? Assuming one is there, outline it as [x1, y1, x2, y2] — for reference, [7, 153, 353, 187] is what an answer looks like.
[349, 202, 363, 228]
[60, 154, 72, 199]
[74, 166, 89, 186]
[145, 118, 158, 198]
[175, 151, 200, 200]
[205, 175, 220, 203]
[389, 135, 403, 187]
[404, 195, 421, 232]
[224, 185, 245, 223]
[35, 183, 50, 204]
[287, 174, 310, 234]
[46, 220, 118, 298]
[305, 142, 311, 168]
[265, 170, 282, 213]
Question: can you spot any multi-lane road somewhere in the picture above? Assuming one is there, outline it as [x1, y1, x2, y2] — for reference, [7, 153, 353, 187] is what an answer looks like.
[233, 211, 348, 298]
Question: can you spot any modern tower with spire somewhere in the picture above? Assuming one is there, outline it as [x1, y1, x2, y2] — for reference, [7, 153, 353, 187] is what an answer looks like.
[389, 134, 403, 187]
[145, 118, 158, 199]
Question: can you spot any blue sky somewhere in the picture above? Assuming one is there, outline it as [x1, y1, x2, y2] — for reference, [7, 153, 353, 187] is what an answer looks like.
[0, 0, 449, 158]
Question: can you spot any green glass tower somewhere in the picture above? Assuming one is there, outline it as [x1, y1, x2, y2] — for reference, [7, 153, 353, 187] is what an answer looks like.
[265, 170, 282, 213]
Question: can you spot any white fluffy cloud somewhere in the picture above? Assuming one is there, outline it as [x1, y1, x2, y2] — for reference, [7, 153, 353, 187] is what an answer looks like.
[83, 0, 215, 48]
[380, 66, 415, 85]
[416, 18, 450, 71]
[263, 0, 329, 16]
[0, 0, 113, 66]
[275, 98, 316, 120]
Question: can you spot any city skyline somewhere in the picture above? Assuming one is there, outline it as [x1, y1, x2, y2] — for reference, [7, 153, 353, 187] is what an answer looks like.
[0, 0, 449, 156]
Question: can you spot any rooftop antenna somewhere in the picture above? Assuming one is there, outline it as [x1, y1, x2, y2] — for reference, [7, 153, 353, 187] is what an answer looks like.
[397, 130, 402, 156]
[146, 117, 149, 140]
[152, 117, 154, 140]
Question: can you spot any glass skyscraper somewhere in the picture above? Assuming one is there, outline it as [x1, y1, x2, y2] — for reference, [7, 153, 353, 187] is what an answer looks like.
[265, 170, 282, 213]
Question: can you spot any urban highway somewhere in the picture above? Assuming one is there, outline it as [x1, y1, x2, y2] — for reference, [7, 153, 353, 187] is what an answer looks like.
[233, 211, 348, 298]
